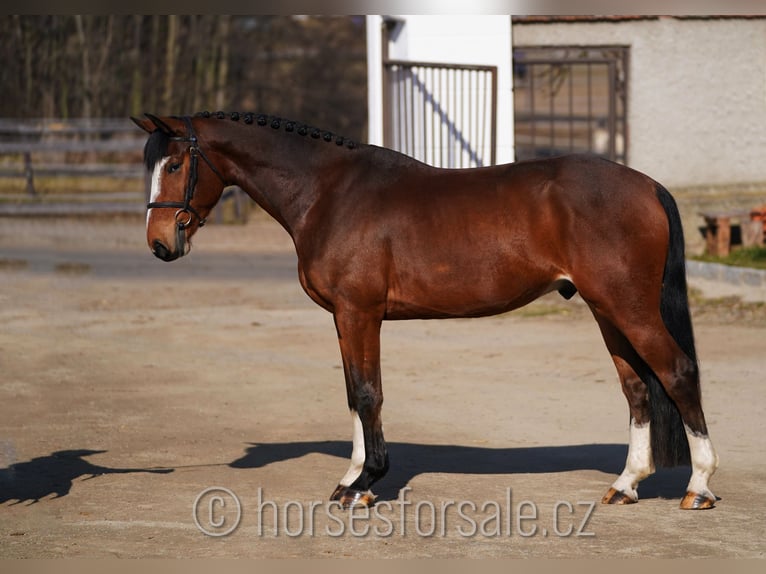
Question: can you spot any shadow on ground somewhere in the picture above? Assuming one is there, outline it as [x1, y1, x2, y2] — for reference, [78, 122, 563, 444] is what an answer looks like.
[0, 449, 173, 505]
[0, 442, 691, 506]
[230, 440, 690, 501]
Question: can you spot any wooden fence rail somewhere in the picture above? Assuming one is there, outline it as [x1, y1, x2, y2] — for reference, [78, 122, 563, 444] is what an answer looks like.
[0, 118, 249, 222]
[0, 118, 146, 198]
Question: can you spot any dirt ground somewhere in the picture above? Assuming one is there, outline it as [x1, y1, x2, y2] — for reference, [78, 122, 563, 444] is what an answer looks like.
[0, 212, 764, 558]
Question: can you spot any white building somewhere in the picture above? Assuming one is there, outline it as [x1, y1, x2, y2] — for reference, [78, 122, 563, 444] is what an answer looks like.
[366, 15, 515, 167]
[367, 15, 766, 190]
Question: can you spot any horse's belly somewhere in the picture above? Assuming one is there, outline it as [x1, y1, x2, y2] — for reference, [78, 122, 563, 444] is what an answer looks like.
[384, 270, 554, 320]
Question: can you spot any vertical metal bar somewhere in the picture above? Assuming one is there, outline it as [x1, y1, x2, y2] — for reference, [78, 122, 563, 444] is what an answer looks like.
[489, 66, 497, 166]
[454, 68, 459, 168]
[445, 67, 450, 167]
[464, 69, 469, 167]
[390, 65, 397, 151]
[411, 66, 417, 160]
[625, 47, 630, 162]
[458, 69, 464, 168]
[432, 67, 437, 166]
[471, 69, 477, 166]
[472, 69, 476, 166]
[393, 66, 400, 152]
[549, 64, 555, 155]
[608, 61, 616, 161]
[568, 64, 574, 152]
[455, 70, 466, 167]
[529, 63, 536, 156]
[447, 70, 455, 167]
[408, 66, 413, 159]
[412, 66, 416, 159]
[421, 67, 427, 164]
[453, 68, 458, 167]
[401, 67, 408, 156]
[404, 66, 410, 157]
[381, 25, 389, 147]
[456, 68, 460, 167]
[389, 65, 395, 151]
[447, 70, 457, 167]
[476, 70, 482, 166]
[438, 67, 444, 167]
[588, 62, 594, 151]
[382, 63, 390, 148]
[441, 67, 447, 167]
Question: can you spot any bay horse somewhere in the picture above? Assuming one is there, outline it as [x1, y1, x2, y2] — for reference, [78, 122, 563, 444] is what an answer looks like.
[132, 111, 719, 510]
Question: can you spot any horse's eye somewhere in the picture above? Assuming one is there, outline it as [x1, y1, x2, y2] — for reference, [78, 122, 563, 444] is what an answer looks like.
[168, 162, 182, 174]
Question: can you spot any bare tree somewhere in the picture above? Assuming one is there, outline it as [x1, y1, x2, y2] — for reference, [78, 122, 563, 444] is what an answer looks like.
[0, 15, 368, 138]
[163, 15, 179, 112]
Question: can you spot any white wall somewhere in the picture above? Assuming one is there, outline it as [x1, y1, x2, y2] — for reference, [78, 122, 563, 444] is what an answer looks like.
[513, 17, 766, 188]
[367, 15, 514, 165]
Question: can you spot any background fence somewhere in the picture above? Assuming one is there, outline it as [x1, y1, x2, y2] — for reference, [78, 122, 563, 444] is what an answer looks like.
[383, 60, 497, 168]
[0, 118, 248, 221]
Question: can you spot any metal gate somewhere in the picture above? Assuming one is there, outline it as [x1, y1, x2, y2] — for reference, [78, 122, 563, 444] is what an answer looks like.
[383, 60, 497, 168]
[513, 46, 629, 163]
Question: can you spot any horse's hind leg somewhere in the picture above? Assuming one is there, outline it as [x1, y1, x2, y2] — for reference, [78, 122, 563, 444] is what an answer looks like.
[621, 322, 719, 509]
[588, 301, 718, 509]
[329, 305, 389, 508]
[592, 314, 655, 505]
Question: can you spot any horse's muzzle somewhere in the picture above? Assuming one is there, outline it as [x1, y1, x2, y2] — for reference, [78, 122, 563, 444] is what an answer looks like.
[151, 239, 182, 262]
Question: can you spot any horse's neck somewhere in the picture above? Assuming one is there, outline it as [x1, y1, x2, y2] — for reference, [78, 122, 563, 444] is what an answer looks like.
[221, 129, 340, 238]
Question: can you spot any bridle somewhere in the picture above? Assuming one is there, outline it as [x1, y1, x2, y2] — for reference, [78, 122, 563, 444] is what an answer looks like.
[146, 116, 227, 247]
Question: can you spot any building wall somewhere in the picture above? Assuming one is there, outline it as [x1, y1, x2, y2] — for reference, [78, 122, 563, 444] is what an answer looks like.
[513, 17, 766, 188]
[367, 15, 515, 164]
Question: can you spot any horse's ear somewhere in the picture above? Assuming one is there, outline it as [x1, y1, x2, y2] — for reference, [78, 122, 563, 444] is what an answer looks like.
[131, 113, 182, 136]
[131, 115, 156, 133]
[144, 113, 180, 136]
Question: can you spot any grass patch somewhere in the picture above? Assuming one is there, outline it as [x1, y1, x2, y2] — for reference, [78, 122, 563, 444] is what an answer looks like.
[688, 286, 766, 324]
[692, 245, 766, 271]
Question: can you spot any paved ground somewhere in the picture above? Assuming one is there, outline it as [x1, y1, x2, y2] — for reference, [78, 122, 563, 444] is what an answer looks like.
[0, 213, 764, 558]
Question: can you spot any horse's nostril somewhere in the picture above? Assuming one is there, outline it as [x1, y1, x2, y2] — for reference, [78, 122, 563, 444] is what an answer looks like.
[152, 240, 174, 261]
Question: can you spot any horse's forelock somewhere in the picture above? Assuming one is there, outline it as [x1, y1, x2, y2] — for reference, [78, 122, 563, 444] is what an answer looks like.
[143, 129, 170, 171]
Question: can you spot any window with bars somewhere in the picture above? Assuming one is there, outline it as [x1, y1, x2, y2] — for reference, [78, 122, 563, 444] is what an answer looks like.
[513, 46, 629, 163]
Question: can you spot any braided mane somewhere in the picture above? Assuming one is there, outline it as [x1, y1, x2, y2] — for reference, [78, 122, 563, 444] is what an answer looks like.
[194, 110, 357, 150]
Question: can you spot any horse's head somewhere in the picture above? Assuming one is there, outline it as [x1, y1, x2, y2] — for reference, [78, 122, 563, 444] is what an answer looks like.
[131, 114, 228, 261]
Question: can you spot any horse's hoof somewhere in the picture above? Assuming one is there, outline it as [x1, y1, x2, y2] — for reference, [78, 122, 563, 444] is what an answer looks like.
[680, 491, 716, 510]
[601, 487, 638, 505]
[330, 484, 376, 508]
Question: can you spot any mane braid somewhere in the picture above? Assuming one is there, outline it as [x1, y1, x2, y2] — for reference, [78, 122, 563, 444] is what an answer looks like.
[194, 110, 357, 150]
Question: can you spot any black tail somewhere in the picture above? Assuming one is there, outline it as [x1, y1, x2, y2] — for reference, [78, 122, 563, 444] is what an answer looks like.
[648, 184, 694, 467]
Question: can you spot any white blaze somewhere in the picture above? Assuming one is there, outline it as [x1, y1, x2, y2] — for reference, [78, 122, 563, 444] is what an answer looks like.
[147, 157, 169, 225]
[339, 410, 365, 487]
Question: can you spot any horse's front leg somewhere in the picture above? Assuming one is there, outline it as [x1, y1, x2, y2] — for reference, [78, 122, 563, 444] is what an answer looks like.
[329, 306, 389, 508]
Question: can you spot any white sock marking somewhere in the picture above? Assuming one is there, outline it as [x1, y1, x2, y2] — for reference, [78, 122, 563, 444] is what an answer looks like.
[684, 425, 719, 499]
[339, 410, 365, 487]
[611, 419, 655, 500]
